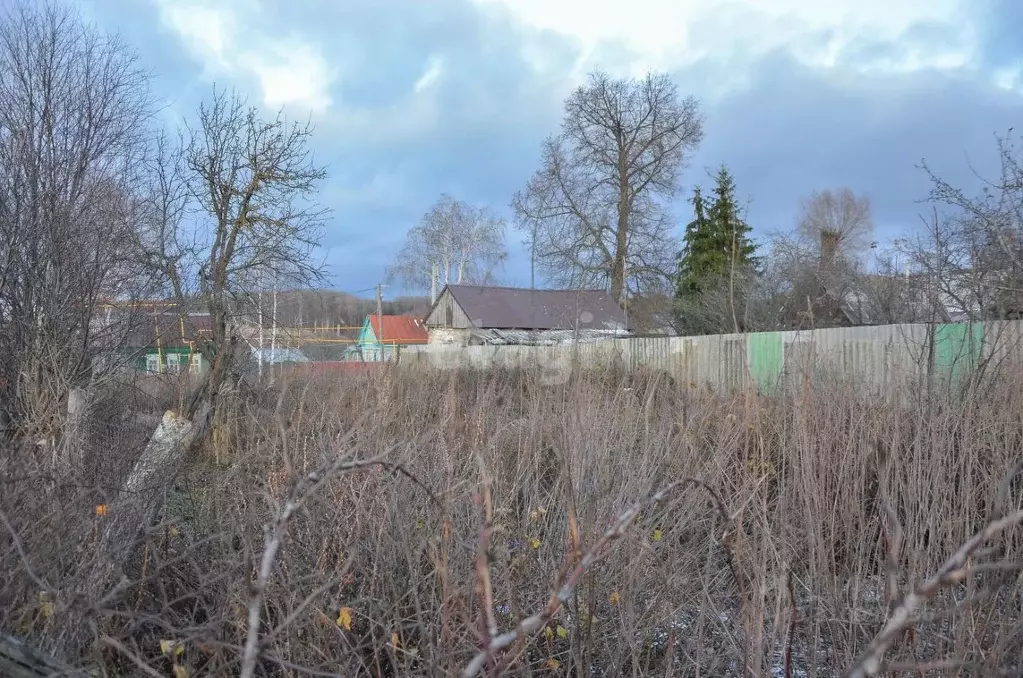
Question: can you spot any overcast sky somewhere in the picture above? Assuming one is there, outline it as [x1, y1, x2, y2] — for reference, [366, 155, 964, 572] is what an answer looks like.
[77, 0, 1023, 296]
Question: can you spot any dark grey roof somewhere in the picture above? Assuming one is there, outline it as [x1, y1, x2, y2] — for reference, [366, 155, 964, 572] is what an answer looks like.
[471, 328, 630, 345]
[445, 285, 628, 330]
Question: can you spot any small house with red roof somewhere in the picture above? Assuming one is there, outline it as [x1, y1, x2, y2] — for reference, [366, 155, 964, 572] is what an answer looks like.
[351, 314, 429, 361]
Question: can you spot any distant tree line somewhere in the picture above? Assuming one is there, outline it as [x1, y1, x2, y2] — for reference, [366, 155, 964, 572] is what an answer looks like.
[244, 289, 429, 329]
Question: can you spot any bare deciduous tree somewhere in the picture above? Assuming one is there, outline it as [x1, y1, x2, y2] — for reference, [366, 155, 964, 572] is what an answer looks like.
[853, 247, 928, 324]
[66, 89, 332, 639]
[922, 131, 1023, 319]
[386, 194, 506, 303]
[512, 70, 703, 304]
[797, 188, 875, 265]
[142, 88, 328, 416]
[742, 189, 875, 331]
[890, 210, 994, 323]
[135, 131, 193, 305]
[0, 0, 153, 445]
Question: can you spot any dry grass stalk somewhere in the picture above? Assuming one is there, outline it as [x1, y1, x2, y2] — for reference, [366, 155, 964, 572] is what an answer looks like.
[844, 509, 1023, 678]
[461, 477, 733, 678]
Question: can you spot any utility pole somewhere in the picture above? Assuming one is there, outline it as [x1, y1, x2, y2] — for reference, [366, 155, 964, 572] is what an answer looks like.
[530, 223, 537, 334]
[377, 283, 384, 362]
[622, 257, 629, 332]
[270, 283, 278, 383]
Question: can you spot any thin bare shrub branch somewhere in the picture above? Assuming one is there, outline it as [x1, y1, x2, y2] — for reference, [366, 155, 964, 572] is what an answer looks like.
[844, 509, 1023, 678]
[239, 443, 440, 678]
[461, 476, 733, 678]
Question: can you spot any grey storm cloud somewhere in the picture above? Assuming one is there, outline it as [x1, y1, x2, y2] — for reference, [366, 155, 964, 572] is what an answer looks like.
[80, 0, 1023, 293]
[687, 54, 1022, 244]
[979, 0, 1023, 69]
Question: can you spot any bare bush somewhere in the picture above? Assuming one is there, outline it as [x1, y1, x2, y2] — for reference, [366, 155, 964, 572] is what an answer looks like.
[2, 366, 1022, 676]
[923, 131, 1023, 319]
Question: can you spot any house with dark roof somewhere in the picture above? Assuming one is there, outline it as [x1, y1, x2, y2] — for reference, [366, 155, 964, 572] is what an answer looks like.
[349, 314, 429, 360]
[424, 284, 630, 345]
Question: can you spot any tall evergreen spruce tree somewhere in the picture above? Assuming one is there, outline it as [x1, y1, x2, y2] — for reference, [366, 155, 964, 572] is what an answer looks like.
[675, 165, 758, 328]
[676, 185, 711, 296]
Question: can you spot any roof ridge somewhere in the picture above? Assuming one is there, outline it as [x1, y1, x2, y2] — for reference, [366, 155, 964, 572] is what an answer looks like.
[447, 284, 612, 293]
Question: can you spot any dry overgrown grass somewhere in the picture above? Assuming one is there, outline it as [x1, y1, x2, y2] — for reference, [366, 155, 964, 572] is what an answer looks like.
[2, 365, 1023, 677]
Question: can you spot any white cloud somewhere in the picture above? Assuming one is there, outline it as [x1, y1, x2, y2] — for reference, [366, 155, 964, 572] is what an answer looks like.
[154, 0, 334, 115]
[157, 3, 231, 69]
[320, 96, 443, 147]
[472, 0, 974, 77]
[994, 64, 1023, 92]
[414, 55, 445, 93]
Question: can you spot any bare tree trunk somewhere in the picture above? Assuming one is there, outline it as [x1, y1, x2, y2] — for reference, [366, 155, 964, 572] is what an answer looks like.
[730, 229, 740, 334]
[59, 387, 89, 477]
[612, 221, 628, 306]
[0, 633, 78, 677]
[101, 410, 199, 556]
[270, 284, 278, 384]
[431, 261, 438, 304]
[62, 405, 208, 657]
[257, 290, 264, 382]
[612, 150, 629, 305]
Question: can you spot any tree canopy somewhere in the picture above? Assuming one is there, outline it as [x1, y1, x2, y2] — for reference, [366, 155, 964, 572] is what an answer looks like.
[512, 70, 704, 304]
[674, 166, 757, 332]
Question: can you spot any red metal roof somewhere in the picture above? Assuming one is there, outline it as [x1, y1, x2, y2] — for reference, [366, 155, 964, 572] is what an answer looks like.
[368, 314, 429, 344]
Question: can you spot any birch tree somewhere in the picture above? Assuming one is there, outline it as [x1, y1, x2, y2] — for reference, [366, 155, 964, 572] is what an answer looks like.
[386, 194, 506, 302]
[512, 70, 704, 304]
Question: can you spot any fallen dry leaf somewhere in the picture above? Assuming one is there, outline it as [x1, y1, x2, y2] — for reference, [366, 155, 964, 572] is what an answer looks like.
[336, 607, 353, 631]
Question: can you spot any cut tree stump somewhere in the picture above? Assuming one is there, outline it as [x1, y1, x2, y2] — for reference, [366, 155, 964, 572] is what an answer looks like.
[0, 633, 84, 677]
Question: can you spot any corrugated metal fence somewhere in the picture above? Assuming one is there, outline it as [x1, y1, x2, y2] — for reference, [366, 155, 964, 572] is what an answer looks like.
[402, 320, 1023, 393]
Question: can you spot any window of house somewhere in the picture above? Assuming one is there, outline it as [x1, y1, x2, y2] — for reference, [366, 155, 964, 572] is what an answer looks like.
[146, 354, 161, 373]
[165, 354, 182, 374]
[190, 353, 202, 373]
[445, 305, 453, 327]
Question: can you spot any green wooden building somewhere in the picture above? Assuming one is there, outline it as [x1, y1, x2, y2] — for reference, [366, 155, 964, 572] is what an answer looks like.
[127, 311, 213, 375]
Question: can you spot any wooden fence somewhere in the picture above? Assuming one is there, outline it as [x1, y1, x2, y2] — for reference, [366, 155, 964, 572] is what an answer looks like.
[402, 320, 1023, 393]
